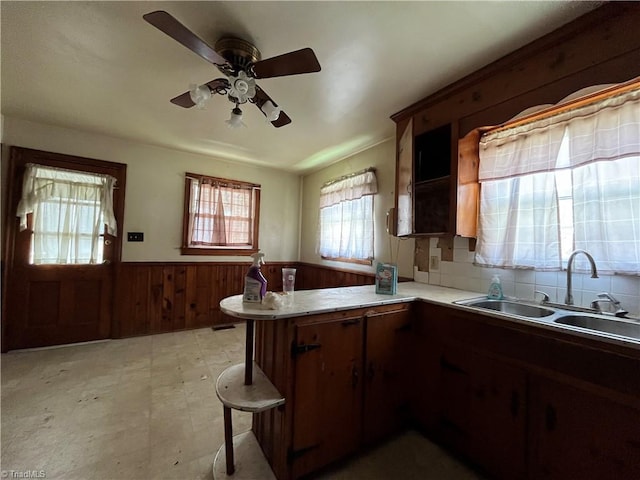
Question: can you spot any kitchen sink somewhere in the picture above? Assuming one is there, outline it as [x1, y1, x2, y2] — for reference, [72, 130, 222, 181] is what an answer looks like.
[554, 315, 640, 340]
[457, 298, 556, 318]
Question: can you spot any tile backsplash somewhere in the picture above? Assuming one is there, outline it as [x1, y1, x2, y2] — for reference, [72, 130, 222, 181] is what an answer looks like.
[417, 237, 640, 318]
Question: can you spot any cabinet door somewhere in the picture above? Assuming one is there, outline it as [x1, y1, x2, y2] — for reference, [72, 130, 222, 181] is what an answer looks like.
[530, 376, 640, 479]
[396, 118, 414, 236]
[468, 353, 527, 480]
[290, 316, 363, 479]
[411, 306, 472, 448]
[363, 308, 412, 445]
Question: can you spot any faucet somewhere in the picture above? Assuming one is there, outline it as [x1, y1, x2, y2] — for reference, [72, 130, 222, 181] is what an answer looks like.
[565, 249, 598, 305]
[591, 292, 629, 318]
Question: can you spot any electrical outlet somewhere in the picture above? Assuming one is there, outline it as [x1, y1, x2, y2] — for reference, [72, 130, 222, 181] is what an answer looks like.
[127, 232, 144, 242]
[430, 255, 440, 271]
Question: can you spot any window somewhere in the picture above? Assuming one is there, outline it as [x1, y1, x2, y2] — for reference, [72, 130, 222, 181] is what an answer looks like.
[16, 163, 117, 265]
[318, 169, 377, 263]
[182, 173, 260, 255]
[476, 83, 640, 275]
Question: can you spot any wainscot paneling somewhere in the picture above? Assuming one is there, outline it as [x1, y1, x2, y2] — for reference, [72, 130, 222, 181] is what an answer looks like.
[113, 261, 377, 337]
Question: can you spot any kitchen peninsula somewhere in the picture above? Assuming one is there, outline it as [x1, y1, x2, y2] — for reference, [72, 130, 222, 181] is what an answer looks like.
[217, 283, 640, 480]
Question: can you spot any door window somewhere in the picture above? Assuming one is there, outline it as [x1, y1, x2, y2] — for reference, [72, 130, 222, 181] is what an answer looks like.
[16, 163, 118, 265]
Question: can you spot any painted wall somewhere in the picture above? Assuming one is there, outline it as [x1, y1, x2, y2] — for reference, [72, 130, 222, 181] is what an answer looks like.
[420, 237, 640, 318]
[1, 117, 300, 262]
[299, 139, 415, 279]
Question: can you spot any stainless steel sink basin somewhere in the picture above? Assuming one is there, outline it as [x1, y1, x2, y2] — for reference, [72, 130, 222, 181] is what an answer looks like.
[554, 315, 640, 340]
[458, 299, 556, 318]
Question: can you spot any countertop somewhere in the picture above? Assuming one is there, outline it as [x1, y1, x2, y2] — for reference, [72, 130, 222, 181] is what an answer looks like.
[220, 282, 640, 350]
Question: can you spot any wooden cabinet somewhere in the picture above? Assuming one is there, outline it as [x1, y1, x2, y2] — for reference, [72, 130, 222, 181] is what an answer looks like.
[412, 305, 527, 478]
[363, 308, 413, 445]
[254, 303, 413, 480]
[412, 302, 640, 480]
[254, 298, 639, 480]
[394, 117, 459, 236]
[290, 314, 363, 479]
[468, 353, 527, 480]
[529, 376, 640, 480]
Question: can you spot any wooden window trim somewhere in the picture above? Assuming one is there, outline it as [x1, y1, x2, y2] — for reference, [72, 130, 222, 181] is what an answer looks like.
[320, 255, 373, 266]
[181, 173, 260, 256]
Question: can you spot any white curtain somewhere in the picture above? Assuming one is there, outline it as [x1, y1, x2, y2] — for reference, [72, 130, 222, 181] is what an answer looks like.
[188, 177, 256, 246]
[318, 169, 377, 260]
[476, 85, 640, 274]
[16, 164, 117, 265]
[572, 156, 640, 275]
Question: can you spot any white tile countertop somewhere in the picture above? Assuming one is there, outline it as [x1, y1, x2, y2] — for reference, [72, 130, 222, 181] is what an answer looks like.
[220, 282, 640, 350]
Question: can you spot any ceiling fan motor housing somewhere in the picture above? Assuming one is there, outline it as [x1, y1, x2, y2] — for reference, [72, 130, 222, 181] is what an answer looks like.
[214, 37, 262, 75]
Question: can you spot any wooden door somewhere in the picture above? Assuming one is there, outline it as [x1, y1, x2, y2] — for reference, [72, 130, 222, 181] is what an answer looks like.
[529, 376, 640, 479]
[395, 118, 413, 236]
[363, 307, 412, 445]
[290, 315, 363, 479]
[468, 353, 527, 480]
[2, 147, 126, 351]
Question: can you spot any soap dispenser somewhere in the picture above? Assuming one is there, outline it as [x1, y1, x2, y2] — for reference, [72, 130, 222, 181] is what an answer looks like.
[487, 275, 504, 300]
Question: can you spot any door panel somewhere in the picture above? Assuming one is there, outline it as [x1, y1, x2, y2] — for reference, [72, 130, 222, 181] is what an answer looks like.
[363, 308, 412, 444]
[3, 147, 126, 351]
[291, 316, 363, 479]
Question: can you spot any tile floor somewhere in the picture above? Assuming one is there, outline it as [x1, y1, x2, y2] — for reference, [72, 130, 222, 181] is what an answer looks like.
[1, 325, 482, 480]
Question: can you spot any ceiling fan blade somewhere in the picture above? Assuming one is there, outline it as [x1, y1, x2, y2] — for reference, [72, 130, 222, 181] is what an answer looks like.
[170, 78, 229, 108]
[252, 48, 321, 79]
[254, 86, 292, 127]
[143, 11, 230, 68]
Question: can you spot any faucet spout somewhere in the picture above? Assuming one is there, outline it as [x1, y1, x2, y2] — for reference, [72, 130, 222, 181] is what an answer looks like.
[565, 249, 598, 306]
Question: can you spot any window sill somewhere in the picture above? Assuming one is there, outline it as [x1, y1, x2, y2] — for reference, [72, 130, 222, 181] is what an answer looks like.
[321, 256, 373, 266]
[181, 247, 259, 256]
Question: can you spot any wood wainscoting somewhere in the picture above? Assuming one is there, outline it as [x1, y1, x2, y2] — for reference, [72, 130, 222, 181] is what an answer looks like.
[114, 261, 377, 338]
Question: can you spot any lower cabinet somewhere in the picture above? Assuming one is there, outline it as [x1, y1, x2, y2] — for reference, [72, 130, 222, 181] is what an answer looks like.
[468, 353, 527, 480]
[254, 303, 413, 480]
[255, 301, 639, 480]
[529, 376, 640, 479]
[412, 309, 527, 479]
[362, 308, 413, 445]
[411, 302, 639, 480]
[289, 313, 364, 479]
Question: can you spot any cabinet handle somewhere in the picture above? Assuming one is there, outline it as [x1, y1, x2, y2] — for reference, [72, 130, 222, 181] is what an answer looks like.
[341, 319, 360, 327]
[545, 404, 557, 431]
[394, 323, 412, 333]
[367, 361, 375, 381]
[510, 390, 520, 417]
[440, 356, 467, 375]
[352, 365, 359, 388]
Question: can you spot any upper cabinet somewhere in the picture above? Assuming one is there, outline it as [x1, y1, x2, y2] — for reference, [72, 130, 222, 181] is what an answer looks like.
[390, 2, 640, 238]
[393, 118, 459, 236]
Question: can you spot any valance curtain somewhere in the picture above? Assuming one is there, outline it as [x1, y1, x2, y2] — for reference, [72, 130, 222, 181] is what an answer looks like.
[476, 85, 640, 274]
[188, 177, 257, 246]
[318, 169, 378, 260]
[16, 163, 117, 264]
[319, 169, 378, 208]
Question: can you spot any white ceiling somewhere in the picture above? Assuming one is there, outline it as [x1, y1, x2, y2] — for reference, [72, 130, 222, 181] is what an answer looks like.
[1, 1, 599, 173]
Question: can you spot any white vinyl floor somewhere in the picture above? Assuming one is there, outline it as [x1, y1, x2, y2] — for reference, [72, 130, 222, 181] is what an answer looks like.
[1, 324, 482, 480]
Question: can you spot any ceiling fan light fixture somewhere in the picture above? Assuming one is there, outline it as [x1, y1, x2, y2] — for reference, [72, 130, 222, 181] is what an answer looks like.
[229, 71, 256, 104]
[226, 107, 246, 129]
[261, 100, 282, 121]
[189, 84, 211, 109]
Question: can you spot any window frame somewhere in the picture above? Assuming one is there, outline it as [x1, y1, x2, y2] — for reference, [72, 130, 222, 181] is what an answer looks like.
[181, 173, 261, 256]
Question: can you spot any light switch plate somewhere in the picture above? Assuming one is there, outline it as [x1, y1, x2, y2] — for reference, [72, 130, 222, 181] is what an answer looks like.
[127, 232, 144, 242]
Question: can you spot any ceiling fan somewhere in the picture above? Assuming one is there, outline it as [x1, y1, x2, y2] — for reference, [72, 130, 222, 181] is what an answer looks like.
[143, 10, 321, 128]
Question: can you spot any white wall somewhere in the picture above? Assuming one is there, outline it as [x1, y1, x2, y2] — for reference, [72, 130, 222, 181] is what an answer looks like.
[421, 236, 640, 318]
[2, 117, 301, 262]
[299, 139, 415, 279]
